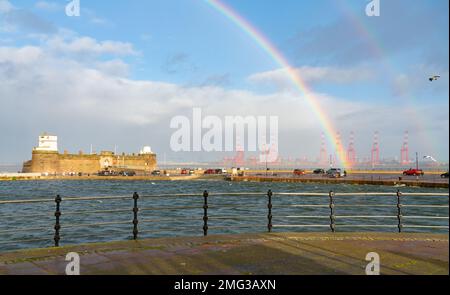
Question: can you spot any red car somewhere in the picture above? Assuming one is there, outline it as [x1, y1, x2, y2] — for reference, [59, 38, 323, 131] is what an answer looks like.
[204, 169, 216, 175]
[403, 169, 424, 176]
[293, 169, 306, 176]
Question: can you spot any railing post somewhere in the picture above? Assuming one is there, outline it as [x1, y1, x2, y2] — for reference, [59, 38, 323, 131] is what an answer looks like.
[54, 195, 62, 247]
[203, 191, 209, 236]
[132, 192, 139, 240]
[396, 190, 403, 233]
[329, 191, 336, 233]
[267, 190, 273, 232]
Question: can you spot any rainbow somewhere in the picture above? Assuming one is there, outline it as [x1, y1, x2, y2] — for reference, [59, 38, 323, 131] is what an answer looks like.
[333, 0, 437, 159]
[204, 0, 349, 167]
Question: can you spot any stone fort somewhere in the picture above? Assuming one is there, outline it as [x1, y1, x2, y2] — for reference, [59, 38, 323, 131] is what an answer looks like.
[22, 133, 157, 174]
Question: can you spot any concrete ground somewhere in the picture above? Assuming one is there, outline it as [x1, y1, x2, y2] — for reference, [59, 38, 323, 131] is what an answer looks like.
[232, 173, 449, 188]
[0, 232, 448, 275]
[271, 172, 449, 183]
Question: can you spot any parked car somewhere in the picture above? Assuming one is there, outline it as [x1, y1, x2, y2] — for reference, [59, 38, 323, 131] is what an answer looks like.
[326, 168, 346, 178]
[119, 171, 136, 176]
[151, 170, 161, 176]
[293, 169, 306, 176]
[313, 168, 325, 174]
[181, 168, 195, 175]
[98, 170, 119, 176]
[403, 168, 424, 176]
[204, 169, 216, 175]
[97, 170, 110, 176]
[441, 171, 449, 178]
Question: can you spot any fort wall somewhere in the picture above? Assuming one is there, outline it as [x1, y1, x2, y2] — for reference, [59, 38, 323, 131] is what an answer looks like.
[22, 150, 157, 174]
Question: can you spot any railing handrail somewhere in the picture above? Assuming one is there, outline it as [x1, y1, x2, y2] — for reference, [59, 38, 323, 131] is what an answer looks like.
[0, 189, 448, 250]
[1, 191, 448, 205]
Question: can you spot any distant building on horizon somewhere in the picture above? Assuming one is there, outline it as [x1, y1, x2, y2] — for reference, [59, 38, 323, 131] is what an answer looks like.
[22, 133, 157, 174]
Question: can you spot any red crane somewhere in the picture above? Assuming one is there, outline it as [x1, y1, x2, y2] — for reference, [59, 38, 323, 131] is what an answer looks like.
[347, 131, 356, 165]
[371, 131, 380, 167]
[401, 131, 409, 165]
[319, 132, 328, 165]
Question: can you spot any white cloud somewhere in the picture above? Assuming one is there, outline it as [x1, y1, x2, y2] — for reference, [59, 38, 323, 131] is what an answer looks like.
[0, 0, 14, 33]
[0, 41, 448, 162]
[0, 0, 13, 13]
[90, 17, 109, 25]
[46, 36, 138, 56]
[248, 66, 375, 90]
[0, 1, 57, 34]
[35, 1, 61, 12]
[95, 59, 130, 77]
[0, 42, 369, 129]
[82, 7, 112, 27]
[0, 46, 43, 64]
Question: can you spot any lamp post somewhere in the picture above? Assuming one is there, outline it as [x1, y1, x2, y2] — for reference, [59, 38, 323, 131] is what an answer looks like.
[415, 152, 420, 181]
[265, 144, 268, 177]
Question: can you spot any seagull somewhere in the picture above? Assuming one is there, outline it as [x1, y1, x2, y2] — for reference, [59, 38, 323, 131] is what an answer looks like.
[423, 155, 437, 162]
[429, 75, 441, 82]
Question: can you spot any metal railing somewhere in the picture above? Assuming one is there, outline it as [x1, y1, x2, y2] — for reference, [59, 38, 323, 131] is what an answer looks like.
[0, 190, 448, 250]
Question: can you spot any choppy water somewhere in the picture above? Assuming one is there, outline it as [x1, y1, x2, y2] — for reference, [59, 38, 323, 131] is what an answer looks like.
[0, 180, 448, 252]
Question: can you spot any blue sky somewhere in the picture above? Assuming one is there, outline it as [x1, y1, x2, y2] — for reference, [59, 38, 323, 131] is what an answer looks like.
[0, 0, 448, 165]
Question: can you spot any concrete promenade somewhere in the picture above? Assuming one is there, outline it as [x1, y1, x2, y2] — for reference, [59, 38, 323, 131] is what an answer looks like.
[230, 175, 449, 188]
[1, 170, 448, 188]
[0, 232, 448, 275]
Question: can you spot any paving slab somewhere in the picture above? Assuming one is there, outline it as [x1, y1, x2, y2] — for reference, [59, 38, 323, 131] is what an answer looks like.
[0, 232, 447, 275]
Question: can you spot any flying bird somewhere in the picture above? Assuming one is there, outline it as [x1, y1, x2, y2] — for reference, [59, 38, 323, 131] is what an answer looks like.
[429, 75, 441, 82]
[423, 155, 437, 162]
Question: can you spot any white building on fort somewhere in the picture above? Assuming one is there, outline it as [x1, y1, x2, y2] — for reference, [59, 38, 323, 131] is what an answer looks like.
[139, 146, 153, 155]
[34, 133, 58, 152]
